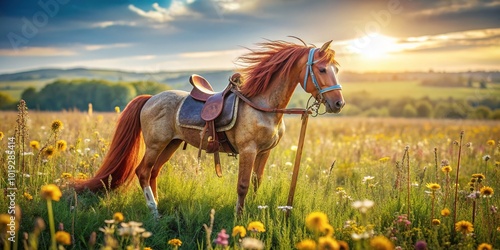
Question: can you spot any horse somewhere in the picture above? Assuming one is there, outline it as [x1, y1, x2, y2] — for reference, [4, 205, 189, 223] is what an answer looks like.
[74, 39, 345, 218]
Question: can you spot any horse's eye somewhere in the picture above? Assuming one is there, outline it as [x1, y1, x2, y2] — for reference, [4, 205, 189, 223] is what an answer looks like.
[319, 68, 326, 73]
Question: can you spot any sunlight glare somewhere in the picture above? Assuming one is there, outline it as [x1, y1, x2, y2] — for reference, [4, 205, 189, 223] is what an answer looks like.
[350, 33, 399, 59]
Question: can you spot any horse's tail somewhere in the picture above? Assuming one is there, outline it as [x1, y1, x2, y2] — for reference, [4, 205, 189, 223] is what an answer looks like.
[74, 95, 152, 192]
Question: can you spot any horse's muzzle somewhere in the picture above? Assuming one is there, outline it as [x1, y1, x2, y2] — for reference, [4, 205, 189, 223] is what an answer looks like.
[325, 99, 345, 113]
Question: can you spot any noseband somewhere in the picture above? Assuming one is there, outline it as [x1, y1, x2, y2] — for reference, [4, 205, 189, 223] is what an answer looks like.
[303, 48, 342, 101]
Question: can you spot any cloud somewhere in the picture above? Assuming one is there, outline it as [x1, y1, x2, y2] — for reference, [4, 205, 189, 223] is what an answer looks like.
[91, 21, 138, 28]
[180, 48, 246, 59]
[128, 1, 198, 23]
[83, 43, 132, 51]
[409, 0, 500, 17]
[0, 47, 77, 57]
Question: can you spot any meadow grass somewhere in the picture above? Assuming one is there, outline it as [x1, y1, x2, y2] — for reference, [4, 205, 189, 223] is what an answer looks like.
[0, 111, 499, 249]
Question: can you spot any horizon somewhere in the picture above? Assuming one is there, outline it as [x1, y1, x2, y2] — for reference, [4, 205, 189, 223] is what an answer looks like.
[1, 1, 499, 74]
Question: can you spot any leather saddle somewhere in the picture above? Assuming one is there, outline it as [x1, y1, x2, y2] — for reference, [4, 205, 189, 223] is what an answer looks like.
[187, 74, 238, 177]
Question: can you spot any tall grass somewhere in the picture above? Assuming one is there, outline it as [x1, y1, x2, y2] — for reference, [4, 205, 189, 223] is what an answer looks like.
[0, 111, 499, 249]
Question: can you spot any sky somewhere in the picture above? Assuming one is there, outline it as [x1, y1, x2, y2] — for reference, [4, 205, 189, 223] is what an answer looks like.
[0, 0, 499, 74]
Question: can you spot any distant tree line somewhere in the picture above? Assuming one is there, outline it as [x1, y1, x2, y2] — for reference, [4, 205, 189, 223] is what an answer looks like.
[342, 91, 500, 119]
[0, 79, 169, 111]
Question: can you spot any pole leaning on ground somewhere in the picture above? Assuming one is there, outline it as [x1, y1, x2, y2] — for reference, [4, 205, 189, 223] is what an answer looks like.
[286, 112, 309, 217]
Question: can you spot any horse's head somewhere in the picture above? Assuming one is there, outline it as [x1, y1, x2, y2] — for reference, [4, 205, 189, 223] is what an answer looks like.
[299, 40, 345, 114]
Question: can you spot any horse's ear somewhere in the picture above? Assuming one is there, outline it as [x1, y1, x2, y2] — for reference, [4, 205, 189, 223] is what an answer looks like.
[320, 40, 333, 52]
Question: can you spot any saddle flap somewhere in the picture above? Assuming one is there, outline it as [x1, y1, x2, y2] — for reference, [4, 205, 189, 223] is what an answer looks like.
[201, 92, 224, 121]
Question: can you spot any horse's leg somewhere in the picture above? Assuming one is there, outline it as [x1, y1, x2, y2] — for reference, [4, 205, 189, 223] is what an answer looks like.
[252, 150, 271, 193]
[135, 145, 165, 219]
[236, 150, 257, 215]
[150, 139, 183, 200]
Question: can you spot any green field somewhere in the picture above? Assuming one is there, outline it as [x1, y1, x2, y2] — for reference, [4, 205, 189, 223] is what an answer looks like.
[1, 111, 499, 249]
[342, 81, 500, 99]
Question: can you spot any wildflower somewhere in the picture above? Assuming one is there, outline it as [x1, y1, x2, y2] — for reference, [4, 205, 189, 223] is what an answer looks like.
[213, 229, 229, 247]
[0, 131, 3, 140]
[379, 157, 390, 163]
[23, 192, 33, 201]
[291, 145, 298, 151]
[61, 173, 72, 179]
[77, 173, 88, 179]
[441, 159, 450, 166]
[318, 236, 340, 250]
[30, 140, 40, 150]
[491, 206, 498, 214]
[480, 186, 494, 198]
[43, 146, 55, 157]
[168, 238, 182, 247]
[305, 212, 329, 232]
[51, 120, 63, 133]
[55, 231, 71, 245]
[369, 235, 394, 250]
[142, 231, 152, 238]
[362, 176, 375, 183]
[41, 184, 62, 201]
[441, 208, 451, 217]
[477, 243, 492, 250]
[247, 221, 265, 233]
[232, 225, 246, 238]
[296, 239, 317, 250]
[431, 219, 441, 226]
[321, 223, 335, 237]
[0, 214, 10, 225]
[486, 139, 495, 146]
[455, 220, 474, 234]
[277, 205, 293, 212]
[257, 205, 268, 210]
[426, 183, 441, 191]
[352, 199, 374, 213]
[441, 165, 452, 173]
[483, 155, 491, 161]
[285, 162, 293, 166]
[113, 212, 124, 222]
[115, 106, 121, 113]
[472, 174, 486, 180]
[415, 240, 427, 250]
[337, 240, 349, 250]
[240, 237, 264, 250]
[143, 248, 152, 250]
[56, 140, 67, 151]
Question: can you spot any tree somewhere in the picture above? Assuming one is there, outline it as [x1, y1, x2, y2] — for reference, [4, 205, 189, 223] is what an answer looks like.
[416, 101, 433, 118]
[0, 92, 16, 110]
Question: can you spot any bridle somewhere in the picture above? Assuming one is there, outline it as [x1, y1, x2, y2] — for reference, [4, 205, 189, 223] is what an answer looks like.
[303, 48, 342, 102]
[302, 48, 342, 116]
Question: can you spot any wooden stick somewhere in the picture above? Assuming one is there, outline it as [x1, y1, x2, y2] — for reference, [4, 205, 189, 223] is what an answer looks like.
[286, 112, 309, 217]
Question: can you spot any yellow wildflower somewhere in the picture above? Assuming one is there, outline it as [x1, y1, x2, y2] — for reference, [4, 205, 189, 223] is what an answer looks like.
[472, 173, 485, 180]
[55, 231, 71, 245]
[23, 192, 33, 201]
[143, 248, 152, 250]
[77, 173, 88, 179]
[167, 238, 182, 247]
[56, 140, 67, 151]
[43, 146, 55, 157]
[477, 243, 492, 250]
[486, 140, 495, 146]
[232, 225, 246, 238]
[426, 183, 441, 191]
[115, 106, 121, 113]
[379, 157, 390, 163]
[480, 186, 494, 198]
[30, 140, 40, 150]
[305, 212, 329, 233]
[321, 223, 335, 237]
[0, 131, 4, 140]
[0, 214, 11, 225]
[51, 120, 63, 133]
[432, 219, 441, 226]
[369, 235, 394, 250]
[441, 165, 452, 173]
[113, 212, 124, 222]
[318, 236, 340, 250]
[441, 208, 451, 217]
[455, 220, 474, 234]
[61, 173, 72, 179]
[41, 184, 62, 201]
[338, 240, 349, 250]
[247, 221, 266, 233]
[296, 239, 317, 250]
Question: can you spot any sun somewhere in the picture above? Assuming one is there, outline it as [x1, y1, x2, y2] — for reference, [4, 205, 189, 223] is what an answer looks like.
[350, 33, 398, 59]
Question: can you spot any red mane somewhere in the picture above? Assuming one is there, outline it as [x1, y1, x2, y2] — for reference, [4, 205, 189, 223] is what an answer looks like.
[237, 40, 337, 97]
